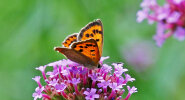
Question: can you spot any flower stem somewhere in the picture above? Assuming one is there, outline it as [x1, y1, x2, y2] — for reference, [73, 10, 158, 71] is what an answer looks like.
[124, 93, 131, 100]
[91, 81, 96, 88]
[108, 90, 115, 99]
[42, 94, 51, 100]
[103, 88, 107, 93]
[61, 91, 68, 99]
[74, 84, 80, 95]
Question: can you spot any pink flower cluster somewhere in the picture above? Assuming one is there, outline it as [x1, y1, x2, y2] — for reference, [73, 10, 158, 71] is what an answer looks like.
[137, 0, 185, 47]
[32, 57, 137, 100]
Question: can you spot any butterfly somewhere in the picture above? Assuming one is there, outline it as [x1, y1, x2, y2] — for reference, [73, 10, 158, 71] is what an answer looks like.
[54, 19, 103, 68]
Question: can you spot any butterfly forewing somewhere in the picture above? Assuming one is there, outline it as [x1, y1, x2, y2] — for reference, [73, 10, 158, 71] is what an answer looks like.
[78, 19, 103, 57]
[62, 33, 78, 48]
[71, 39, 100, 65]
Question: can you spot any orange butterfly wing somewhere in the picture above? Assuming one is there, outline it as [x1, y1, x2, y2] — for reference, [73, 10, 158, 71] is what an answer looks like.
[71, 39, 100, 65]
[55, 47, 97, 68]
[55, 39, 100, 67]
[55, 19, 103, 68]
[62, 33, 78, 48]
[78, 19, 103, 57]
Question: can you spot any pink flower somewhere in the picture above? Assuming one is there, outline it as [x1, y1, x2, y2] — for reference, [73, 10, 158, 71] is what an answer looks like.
[32, 57, 137, 100]
[55, 83, 66, 92]
[32, 87, 44, 100]
[84, 88, 99, 100]
[137, 0, 185, 46]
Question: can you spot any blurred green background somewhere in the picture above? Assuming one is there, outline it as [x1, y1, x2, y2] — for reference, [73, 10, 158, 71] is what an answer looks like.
[1, 0, 185, 100]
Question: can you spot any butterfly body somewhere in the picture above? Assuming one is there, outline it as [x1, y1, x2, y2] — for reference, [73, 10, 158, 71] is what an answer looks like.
[55, 19, 103, 69]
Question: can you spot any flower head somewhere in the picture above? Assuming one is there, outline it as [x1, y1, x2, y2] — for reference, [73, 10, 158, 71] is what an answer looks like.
[137, 0, 185, 46]
[32, 57, 137, 100]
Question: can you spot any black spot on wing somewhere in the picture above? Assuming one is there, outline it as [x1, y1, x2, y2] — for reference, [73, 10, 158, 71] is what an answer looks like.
[99, 31, 102, 34]
[86, 44, 93, 46]
[96, 39, 99, 42]
[86, 34, 89, 37]
[79, 49, 83, 52]
[93, 29, 96, 33]
[90, 50, 95, 52]
[95, 29, 99, 33]
[90, 33, 94, 37]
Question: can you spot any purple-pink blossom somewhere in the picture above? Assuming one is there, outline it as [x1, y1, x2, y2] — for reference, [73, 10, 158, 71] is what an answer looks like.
[109, 82, 123, 91]
[32, 57, 137, 100]
[48, 79, 58, 86]
[97, 80, 110, 89]
[32, 87, 44, 100]
[55, 83, 66, 92]
[69, 78, 81, 85]
[84, 88, 99, 100]
[137, 0, 185, 47]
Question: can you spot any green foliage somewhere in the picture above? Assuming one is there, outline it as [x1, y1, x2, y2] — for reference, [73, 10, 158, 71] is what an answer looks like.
[0, 0, 185, 100]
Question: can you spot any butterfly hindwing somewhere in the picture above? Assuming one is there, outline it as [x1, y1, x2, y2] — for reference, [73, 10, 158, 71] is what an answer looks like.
[54, 47, 97, 67]
[78, 19, 103, 57]
[62, 33, 78, 48]
[71, 39, 100, 65]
